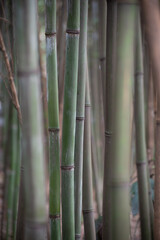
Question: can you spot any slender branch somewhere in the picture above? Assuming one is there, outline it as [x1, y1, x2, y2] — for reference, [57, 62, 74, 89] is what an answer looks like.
[0, 17, 11, 24]
[0, 30, 22, 123]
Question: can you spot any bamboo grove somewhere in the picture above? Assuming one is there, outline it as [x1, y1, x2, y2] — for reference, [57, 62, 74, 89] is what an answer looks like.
[1, 0, 160, 239]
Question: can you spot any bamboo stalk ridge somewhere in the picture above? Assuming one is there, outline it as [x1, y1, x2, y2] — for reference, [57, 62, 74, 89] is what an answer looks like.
[14, 0, 47, 239]
[82, 70, 96, 240]
[102, 1, 117, 239]
[61, 0, 80, 239]
[74, 0, 88, 238]
[108, 1, 137, 239]
[134, 12, 151, 240]
[45, 0, 61, 239]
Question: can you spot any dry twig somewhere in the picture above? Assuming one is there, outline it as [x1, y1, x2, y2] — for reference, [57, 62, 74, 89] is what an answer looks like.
[0, 30, 22, 123]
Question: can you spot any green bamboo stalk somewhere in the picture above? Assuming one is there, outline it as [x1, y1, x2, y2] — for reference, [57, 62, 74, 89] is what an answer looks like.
[45, 0, 61, 239]
[74, 0, 88, 238]
[10, 4, 21, 238]
[57, 0, 67, 106]
[14, 0, 47, 239]
[102, 1, 117, 239]
[82, 69, 96, 240]
[6, 107, 18, 240]
[106, 1, 137, 239]
[0, 1, 19, 238]
[134, 13, 151, 240]
[12, 3, 21, 237]
[61, 0, 80, 239]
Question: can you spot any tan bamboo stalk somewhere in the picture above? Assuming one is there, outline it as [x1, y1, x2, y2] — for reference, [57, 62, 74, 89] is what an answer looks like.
[98, 0, 107, 109]
[74, 0, 88, 238]
[140, 1, 160, 239]
[82, 69, 96, 240]
[147, 67, 154, 163]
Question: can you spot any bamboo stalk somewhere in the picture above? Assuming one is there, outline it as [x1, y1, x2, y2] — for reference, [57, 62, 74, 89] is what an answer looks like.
[82, 69, 96, 240]
[140, 0, 160, 103]
[134, 13, 151, 240]
[74, 0, 88, 238]
[57, 0, 67, 106]
[14, 0, 47, 239]
[107, 1, 137, 239]
[102, 1, 117, 239]
[154, 97, 160, 240]
[147, 67, 154, 162]
[140, 2, 160, 239]
[45, 0, 61, 239]
[61, 0, 80, 239]
[88, 0, 104, 215]
[98, 0, 107, 109]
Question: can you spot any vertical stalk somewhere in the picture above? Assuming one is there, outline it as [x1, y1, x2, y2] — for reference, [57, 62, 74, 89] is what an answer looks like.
[134, 13, 151, 240]
[98, 0, 107, 109]
[61, 0, 80, 239]
[88, 0, 104, 214]
[108, 1, 137, 239]
[82, 71, 96, 240]
[102, 1, 117, 239]
[15, 0, 47, 239]
[140, 0, 160, 102]
[74, 0, 88, 238]
[147, 68, 154, 163]
[154, 97, 160, 240]
[57, 0, 67, 106]
[45, 0, 61, 239]
[140, 1, 160, 239]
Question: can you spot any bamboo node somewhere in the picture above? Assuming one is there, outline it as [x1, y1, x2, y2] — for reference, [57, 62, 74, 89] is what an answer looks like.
[83, 208, 94, 214]
[105, 131, 112, 137]
[25, 221, 46, 229]
[45, 32, 56, 37]
[49, 214, 60, 219]
[48, 127, 60, 132]
[66, 29, 80, 35]
[99, 57, 106, 62]
[61, 165, 74, 171]
[85, 103, 91, 107]
[136, 161, 146, 166]
[21, 166, 24, 171]
[135, 72, 144, 77]
[75, 234, 81, 239]
[17, 68, 40, 77]
[76, 116, 85, 121]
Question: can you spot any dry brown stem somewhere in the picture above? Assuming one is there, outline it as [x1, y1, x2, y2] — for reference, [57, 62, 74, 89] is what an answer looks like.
[0, 30, 22, 124]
